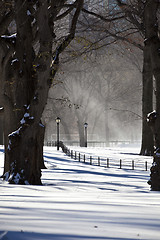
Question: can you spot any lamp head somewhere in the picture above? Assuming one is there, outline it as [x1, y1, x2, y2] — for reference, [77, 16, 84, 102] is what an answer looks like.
[56, 117, 61, 123]
[84, 122, 88, 128]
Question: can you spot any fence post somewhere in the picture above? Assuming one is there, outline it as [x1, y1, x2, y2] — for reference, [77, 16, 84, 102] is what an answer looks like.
[107, 158, 109, 168]
[84, 154, 85, 163]
[98, 157, 100, 166]
[132, 160, 134, 170]
[79, 153, 80, 162]
[71, 150, 73, 158]
[145, 161, 147, 171]
[120, 159, 122, 169]
[75, 151, 77, 160]
[90, 156, 92, 165]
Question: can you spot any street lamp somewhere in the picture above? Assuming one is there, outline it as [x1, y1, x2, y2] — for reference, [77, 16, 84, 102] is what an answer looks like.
[55, 117, 61, 150]
[84, 122, 88, 147]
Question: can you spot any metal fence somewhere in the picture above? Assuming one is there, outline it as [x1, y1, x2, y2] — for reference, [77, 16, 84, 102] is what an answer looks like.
[45, 140, 141, 148]
[59, 142, 152, 171]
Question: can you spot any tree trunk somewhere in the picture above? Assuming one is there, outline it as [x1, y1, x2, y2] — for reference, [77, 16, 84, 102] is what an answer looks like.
[62, 123, 72, 141]
[144, 0, 160, 190]
[3, 106, 17, 176]
[3, 0, 52, 185]
[39, 123, 46, 169]
[147, 111, 160, 190]
[104, 105, 110, 147]
[140, 44, 154, 155]
[0, 113, 4, 145]
[76, 110, 85, 146]
[77, 119, 85, 147]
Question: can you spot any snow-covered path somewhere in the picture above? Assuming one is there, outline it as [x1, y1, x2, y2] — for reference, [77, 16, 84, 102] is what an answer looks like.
[0, 146, 160, 240]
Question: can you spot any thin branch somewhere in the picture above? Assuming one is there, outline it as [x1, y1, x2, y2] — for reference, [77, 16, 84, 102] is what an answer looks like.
[82, 8, 124, 23]
[116, 0, 144, 34]
[110, 107, 142, 119]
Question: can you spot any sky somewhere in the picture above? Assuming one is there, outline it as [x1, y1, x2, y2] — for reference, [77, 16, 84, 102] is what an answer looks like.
[0, 145, 160, 240]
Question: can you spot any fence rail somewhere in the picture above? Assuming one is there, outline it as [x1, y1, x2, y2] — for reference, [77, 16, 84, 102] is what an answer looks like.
[45, 140, 141, 147]
[59, 142, 152, 171]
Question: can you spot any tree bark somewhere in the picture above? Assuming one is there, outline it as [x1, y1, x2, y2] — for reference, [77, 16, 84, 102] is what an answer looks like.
[76, 113, 85, 147]
[140, 44, 154, 155]
[0, 111, 4, 145]
[144, 0, 160, 190]
[3, 0, 51, 184]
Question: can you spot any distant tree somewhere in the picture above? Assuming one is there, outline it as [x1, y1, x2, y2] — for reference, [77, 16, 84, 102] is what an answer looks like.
[76, 0, 154, 155]
[115, 0, 160, 190]
[46, 43, 141, 147]
[115, 0, 154, 155]
[0, 0, 84, 184]
[56, 59, 98, 147]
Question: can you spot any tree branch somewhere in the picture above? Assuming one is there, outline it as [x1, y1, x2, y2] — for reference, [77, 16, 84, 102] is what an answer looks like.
[52, 0, 84, 64]
[116, 0, 144, 34]
[110, 107, 142, 119]
[82, 7, 124, 23]
[55, 1, 78, 21]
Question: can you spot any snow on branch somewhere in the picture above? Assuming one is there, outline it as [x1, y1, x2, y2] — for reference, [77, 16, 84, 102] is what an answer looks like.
[0, 33, 16, 46]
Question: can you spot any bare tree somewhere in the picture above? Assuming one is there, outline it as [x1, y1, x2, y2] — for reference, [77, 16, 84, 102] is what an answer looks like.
[52, 58, 98, 146]
[45, 42, 141, 147]
[114, 0, 154, 154]
[0, 0, 84, 184]
[73, 0, 154, 155]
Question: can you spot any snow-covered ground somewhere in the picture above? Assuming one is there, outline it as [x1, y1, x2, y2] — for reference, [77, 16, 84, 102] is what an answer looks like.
[0, 146, 160, 240]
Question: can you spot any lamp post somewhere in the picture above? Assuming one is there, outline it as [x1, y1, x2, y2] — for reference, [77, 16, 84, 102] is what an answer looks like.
[84, 122, 88, 147]
[55, 117, 61, 150]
